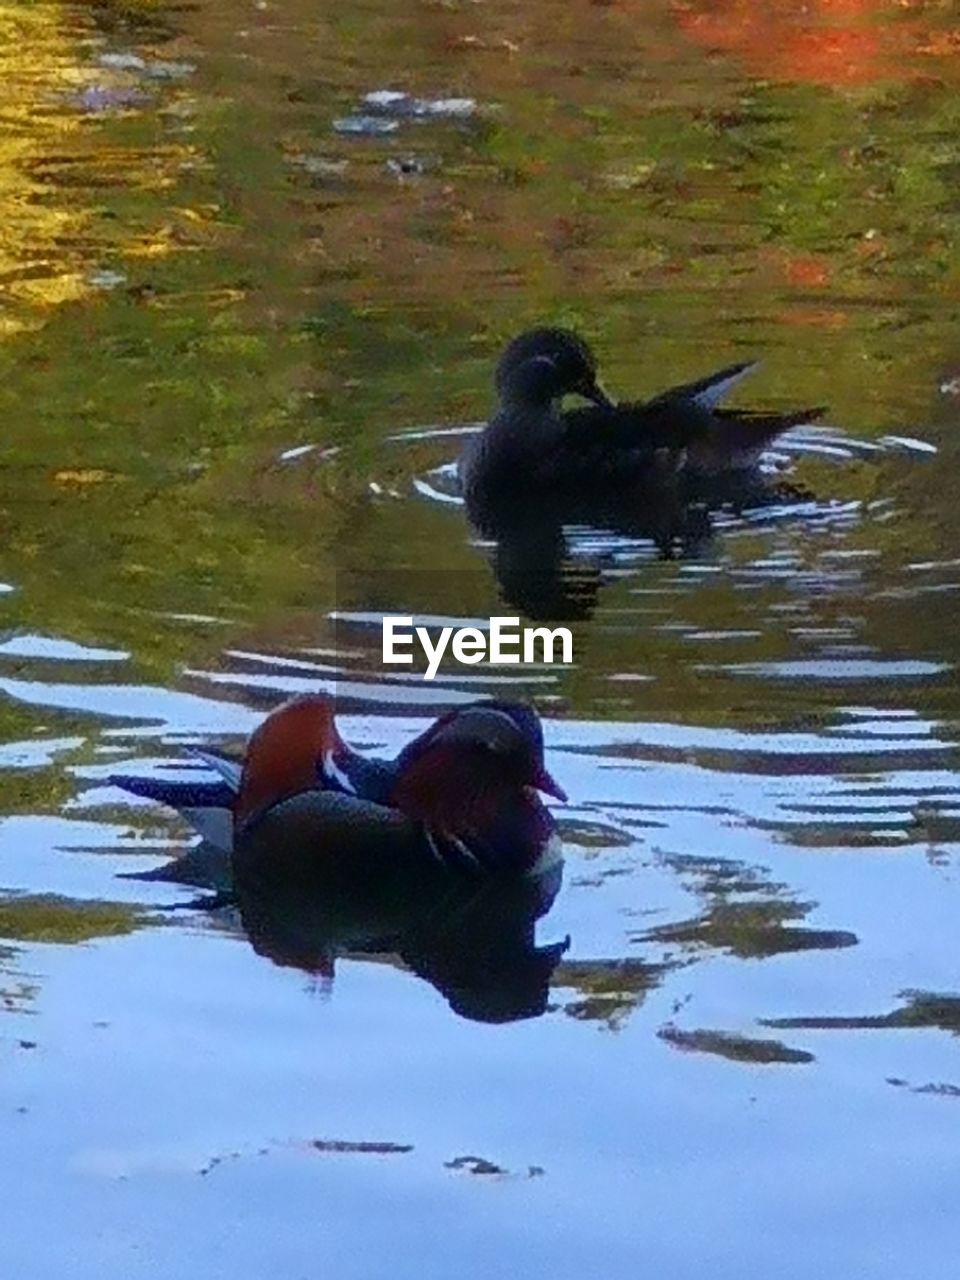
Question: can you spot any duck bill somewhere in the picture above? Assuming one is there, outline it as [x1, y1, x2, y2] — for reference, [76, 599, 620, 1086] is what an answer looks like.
[579, 378, 614, 409]
[533, 765, 568, 803]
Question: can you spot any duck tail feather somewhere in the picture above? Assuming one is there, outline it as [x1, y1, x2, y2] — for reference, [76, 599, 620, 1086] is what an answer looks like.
[186, 747, 243, 792]
[650, 360, 759, 412]
[714, 405, 827, 444]
[768, 405, 828, 431]
[691, 360, 759, 410]
[109, 772, 236, 810]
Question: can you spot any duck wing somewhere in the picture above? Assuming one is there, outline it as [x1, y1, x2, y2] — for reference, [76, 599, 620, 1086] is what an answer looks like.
[647, 360, 758, 411]
[559, 402, 704, 454]
[234, 788, 430, 897]
[689, 405, 827, 474]
[557, 360, 760, 455]
[714, 404, 826, 435]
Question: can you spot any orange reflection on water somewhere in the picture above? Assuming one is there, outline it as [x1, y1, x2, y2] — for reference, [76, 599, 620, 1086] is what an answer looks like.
[673, 0, 959, 87]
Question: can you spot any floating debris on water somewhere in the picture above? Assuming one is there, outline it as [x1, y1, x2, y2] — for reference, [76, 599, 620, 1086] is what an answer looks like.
[97, 52, 147, 72]
[333, 91, 480, 139]
[362, 89, 410, 112]
[385, 155, 433, 177]
[362, 90, 477, 119]
[69, 84, 152, 113]
[87, 270, 127, 290]
[288, 154, 350, 178]
[144, 60, 196, 81]
[332, 115, 399, 137]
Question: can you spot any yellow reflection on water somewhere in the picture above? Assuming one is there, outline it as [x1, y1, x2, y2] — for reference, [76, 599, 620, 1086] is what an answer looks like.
[0, 5, 90, 330]
[0, 1, 202, 335]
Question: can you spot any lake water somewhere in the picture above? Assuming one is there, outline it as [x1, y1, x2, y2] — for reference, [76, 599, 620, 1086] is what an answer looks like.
[2, 1, 960, 1275]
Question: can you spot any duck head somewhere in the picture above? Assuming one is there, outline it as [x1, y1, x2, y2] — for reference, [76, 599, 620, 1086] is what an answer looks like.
[235, 694, 344, 831]
[390, 700, 567, 833]
[494, 328, 613, 410]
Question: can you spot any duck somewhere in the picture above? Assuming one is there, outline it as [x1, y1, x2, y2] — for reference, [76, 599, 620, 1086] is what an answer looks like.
[459, 327, 824, 522]
[111, 694, 567, 889]
[232, 695, 565, 893]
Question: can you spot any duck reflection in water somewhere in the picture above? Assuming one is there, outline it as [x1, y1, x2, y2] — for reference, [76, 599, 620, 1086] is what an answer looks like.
[460, 328, 821, 618]
[488, 502, 712, 621]
[237, 856, 567, 1024]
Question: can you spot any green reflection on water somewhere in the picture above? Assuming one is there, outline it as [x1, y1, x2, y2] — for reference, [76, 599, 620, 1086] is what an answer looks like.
[0, 893, 143, 943]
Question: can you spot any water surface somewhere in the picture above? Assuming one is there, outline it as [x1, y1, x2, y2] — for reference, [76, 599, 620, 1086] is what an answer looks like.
[2, 1, 960, 1275]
